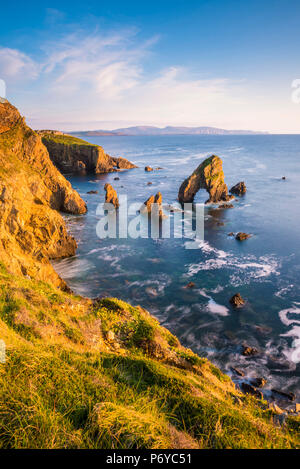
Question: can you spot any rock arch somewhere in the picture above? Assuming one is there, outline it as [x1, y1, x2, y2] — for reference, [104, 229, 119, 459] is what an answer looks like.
[178, 155, 233, 204]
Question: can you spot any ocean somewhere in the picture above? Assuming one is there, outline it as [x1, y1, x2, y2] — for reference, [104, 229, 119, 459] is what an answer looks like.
[53, 134, 300, 403]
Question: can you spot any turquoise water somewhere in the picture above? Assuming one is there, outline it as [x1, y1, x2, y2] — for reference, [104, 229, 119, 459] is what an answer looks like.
[53, 134, 300, 403]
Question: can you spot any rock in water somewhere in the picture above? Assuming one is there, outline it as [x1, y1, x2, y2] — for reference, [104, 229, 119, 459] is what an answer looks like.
[241, 383, 263, 399]
[178, 155, 234, 204]
[104, 184, 119, 208]
[251, 377, 267, 388]
[235, 232, 251, 241]
[242, 345, 259, 357]
[230, 181, 246, 196]
[184, 281, 195, 289]
[230, 293, 245, 307]
[141, 192, 164, 218]
[145, 166, 153, 172]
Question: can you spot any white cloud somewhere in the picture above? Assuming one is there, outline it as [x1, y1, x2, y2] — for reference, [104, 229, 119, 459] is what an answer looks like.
[0, 47, 39, 80]
[3, 27, 299, 132]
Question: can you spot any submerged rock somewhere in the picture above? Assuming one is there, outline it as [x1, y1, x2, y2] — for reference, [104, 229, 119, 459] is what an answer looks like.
[104, 184, 119, 209]
[235, 232, 251, 241]
[229, 293, 245, 307]
[230, 181, 247, 196]
[87, 190, 98, 194]
[271, 388, 296, 401]
[230, 367, 245, 377]
[219, 203, 234, 209]
[178, 155, 234, 204]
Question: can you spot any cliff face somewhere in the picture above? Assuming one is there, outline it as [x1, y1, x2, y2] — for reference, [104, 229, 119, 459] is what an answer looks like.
[178, 155, 234, 204]
[39, 132, 137, 174]
[0, 102, 87, 288]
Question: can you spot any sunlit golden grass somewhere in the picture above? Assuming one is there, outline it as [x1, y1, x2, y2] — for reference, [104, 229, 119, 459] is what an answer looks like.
[0, 264, 299, 449]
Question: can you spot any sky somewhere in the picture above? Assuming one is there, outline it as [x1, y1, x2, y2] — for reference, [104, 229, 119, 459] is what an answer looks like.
[1, 0, 300, 132]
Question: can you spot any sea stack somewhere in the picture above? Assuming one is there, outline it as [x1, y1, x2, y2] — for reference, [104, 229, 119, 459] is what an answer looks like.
[104, 183, 119, 208]
[141, 192, 164, 218]
[178, 155, 234, 204]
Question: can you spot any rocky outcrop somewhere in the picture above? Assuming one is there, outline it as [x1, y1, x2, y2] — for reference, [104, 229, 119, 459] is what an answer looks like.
[241, 383, 263, 400]
[229, 293, 245, 307]
[39, 131, 137, 174]
[242, 345, 259, 356]
[141, 192, 164, 218]
[178, 155, 234, 204]
[236, 232, 251, 241]
[104, 184, 119, 208]
[230, 182, 246, 196]
[0, 101, 87, 288]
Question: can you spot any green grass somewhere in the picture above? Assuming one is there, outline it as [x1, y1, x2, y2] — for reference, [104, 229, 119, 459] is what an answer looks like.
[41, 133, 98, 147]
[0, 266, 299, 449]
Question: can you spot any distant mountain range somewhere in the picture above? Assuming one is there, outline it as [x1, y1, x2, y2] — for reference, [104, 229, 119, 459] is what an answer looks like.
[71, 125, 267, 137]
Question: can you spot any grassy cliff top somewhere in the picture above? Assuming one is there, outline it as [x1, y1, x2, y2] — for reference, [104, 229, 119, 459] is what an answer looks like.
[40, 132, 99, 147]
[0, 263, 299, 449]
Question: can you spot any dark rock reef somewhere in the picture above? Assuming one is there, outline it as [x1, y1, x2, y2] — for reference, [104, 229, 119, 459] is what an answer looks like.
[178, 155, 234, 204]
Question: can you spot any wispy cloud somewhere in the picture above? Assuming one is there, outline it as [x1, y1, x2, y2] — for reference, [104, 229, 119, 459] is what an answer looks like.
[1, 24, 295, 132]
[0, 47, 39, 80]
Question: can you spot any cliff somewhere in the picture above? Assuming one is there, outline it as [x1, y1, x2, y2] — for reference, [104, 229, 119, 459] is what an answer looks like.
[0, 101, 87, 288]
[39, 131, 137, 174]
[178, 155, 233, 204]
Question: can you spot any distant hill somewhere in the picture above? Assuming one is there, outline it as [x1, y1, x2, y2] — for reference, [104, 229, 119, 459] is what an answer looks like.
[71, 125, 267, 137]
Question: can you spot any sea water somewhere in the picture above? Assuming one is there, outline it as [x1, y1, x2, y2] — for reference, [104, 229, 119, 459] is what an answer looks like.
[53, 134, 300, 401]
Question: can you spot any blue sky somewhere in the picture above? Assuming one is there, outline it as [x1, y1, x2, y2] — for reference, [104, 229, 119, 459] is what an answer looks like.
[1, 0, 300, 132]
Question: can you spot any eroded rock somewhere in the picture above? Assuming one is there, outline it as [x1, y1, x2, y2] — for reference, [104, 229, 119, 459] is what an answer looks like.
[141, 192, 164, 218]
[184, 282, 195, 289]
[271, 388, 296, 401]
[104, 184, 119, 208]
[178, 155, 234, 204]
[236, 232, 251, 241]
[241, 382, 263, 399]
[230, 293, 245, 308]
[230, 367, 245, 377]
[242, 345, 259, 357]
[39, 131, 137, 174]
[230, 181, 246, 196]
[251, 377, 267, 388]
[0, 101, 87, 288]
